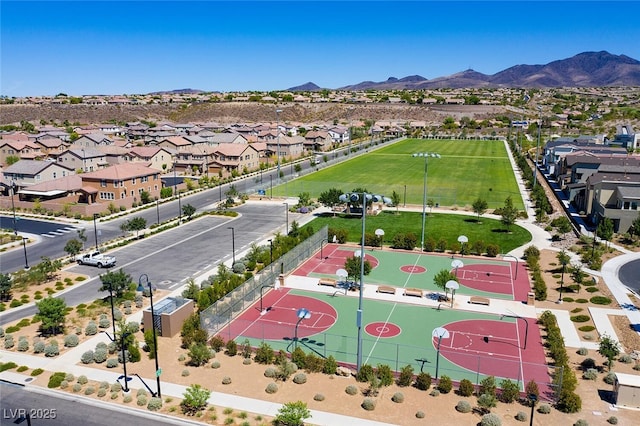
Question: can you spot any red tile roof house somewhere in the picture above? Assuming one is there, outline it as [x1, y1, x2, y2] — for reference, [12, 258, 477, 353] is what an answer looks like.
[0, 140, 44, 165]
[122, 146, 175, 172]
[212, 143, 260, 177]
[80, 163, 163, 209]
[57, 147, 108, 172]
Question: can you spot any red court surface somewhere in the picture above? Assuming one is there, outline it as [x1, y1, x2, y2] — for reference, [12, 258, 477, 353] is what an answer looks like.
[453, 264, 514, 295]
[297, 246, 379, 276]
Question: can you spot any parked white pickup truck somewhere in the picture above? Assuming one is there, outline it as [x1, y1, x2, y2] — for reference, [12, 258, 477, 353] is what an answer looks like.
[75, 251, 116, 268]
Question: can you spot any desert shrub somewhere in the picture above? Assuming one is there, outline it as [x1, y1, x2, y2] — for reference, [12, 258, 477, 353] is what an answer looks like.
[478, 392, 497, 410]
[209, 335, 225, 352]
[455, 400, 472, 413]
[458, 378, 474, 397]
[515, 411, 528, 422]
[99, 381, 109, 389]
[415, 372, 431, 391]
[178, 354, 186, 362]
[97, 388, 107, 397]
[480, 413, 502, 426]
[72, 384, 82, 393]
[583, 368, 598, 380]
[137, 396, 148, 406]
[590, 296, 612, 305]
[211, 361, 221, 369]
[634, 363, 640, 371]
[619, 354, 633, 364]
[293, 373, 307, 384]
[110, 392, 119, 400]
[123, 395, 132, 403]
[500, 379, 520, 403]
[16, 366, 28, 372]
[59, 380, 69, 389]
[265, 382, 278, 394]
[557, 391, 582, 413]
[323, 355, 337, 375]
[485, 244, 499, 257]
[436, 375, 452, 393]
[64, 334, 79, 347]
[137, 388, 148, 397]
[577, 347, 589, 355]
[361, 398, 376, 411]
[34, 341, 45, 353]
[397, 364, 414, 387]
[479, 375, 496, 397]
[147, 397, 162, 411]
[106, 358, 119, 368]
[355, 364, 374, 382]
[181, 369, 190, 377]
[94, 348, 107, 363]
[265, 367, 276, 378]
[376, 364, 394, 387]
[242, 358, 252, 365]
[345, 385, 358, 395]
[574, 420, 588, 426]
[99, 316, 110, 328]
[64, 373, 74, 382]
[222, 376, 232, 385]
[0, 327, 3, 338]
[4, 335, 14, 349]
[84, 386, 95, 395]
[304, 353, 324, 373]
[415, 411, 425, 418]
[225, 340, 237, 356]
[607, 416, 618, 424]
[31, 368, 44, 376]
[430, 389, 440, 397]
[391, 392, 404, 403]
[313, 393, 325, 402]
[254, 342, 275, 364]
[85, 321, 98, 336]
[538, 403, 551, 414]
[81, 350, 95, 364]
[110, 382, 122, 392]
[291, 347, 306, 369]
[77, 375, 88, 384]
[581, 357, 597, 370]
[604, 372, 617, 385]
[44, 342, 59, 357]
[17, 338, 29, 352]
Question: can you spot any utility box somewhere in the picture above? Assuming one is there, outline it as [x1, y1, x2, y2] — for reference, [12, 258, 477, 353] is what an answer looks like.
[278, 274, 285, 288]
[527, 292, 535, 306]
[615, 372, 640, 409]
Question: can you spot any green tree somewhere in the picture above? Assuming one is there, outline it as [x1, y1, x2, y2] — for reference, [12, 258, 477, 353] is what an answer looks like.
[344, 254, 372, 284]
[433, 269, 458, 298]
[36, 257, 62, 281]
[180, 384, 211, 415]
[143, 329, 156, 359]
[180, 312, 207, 349]
[391, 190, 401, 214]
[64, 239, 83, 258]
[0, 273, 12, 301]
[554, 216, 573, 239]
[629, 212, 640, 240]
[123, 217, 147, 238]
[472, 198, 488, 222]
[500, 196, 518, 232]
[274, 401, 311, 426]
[182, 204, 196, 220]
[569, 264, 586, 285]
[36, 296, 67, 336]
[99, 269, 132, 299]
[596, 217, 614, 247]
[318, 187, 343, 210]
[140, 190, 152, 204]
[598, 334, 621, 371]
[6, 155, 20, 165]
[188, 342, 212, 366]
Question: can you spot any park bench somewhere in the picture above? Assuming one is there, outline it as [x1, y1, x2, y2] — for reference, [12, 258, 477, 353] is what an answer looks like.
[469, 296, 490, 306]
[403, 288, 423, 298]
[376, 285, 396, 295]
[318, 278, 337, 287]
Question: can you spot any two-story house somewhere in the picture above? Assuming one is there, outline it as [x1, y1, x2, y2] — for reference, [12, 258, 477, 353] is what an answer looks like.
[123, 146, 175, 171]
[212, 143, 260, 177]
[74, 132, 114, 147]
[3, 159, 75, 189]
[80, 163, 162, 208]
[57, 147, 108, 172]
[0, 139, 43, 165]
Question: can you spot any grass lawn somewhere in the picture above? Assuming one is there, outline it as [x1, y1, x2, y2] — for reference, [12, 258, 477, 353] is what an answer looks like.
[301, 210, 532, 253]
[274, 138, 523, 209]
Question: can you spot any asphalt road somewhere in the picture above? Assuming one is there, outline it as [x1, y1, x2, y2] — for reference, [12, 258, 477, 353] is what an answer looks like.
[618, 258, 640, 293]
[0, 382, 189, 426]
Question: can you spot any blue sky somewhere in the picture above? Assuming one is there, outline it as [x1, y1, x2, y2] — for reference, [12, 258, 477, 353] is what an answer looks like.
[2, 1, 639, 97]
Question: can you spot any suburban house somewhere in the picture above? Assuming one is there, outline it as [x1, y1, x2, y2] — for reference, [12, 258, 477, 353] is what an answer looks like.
[610, 124, 639, 151]
[212, 143, 260, 177]
[583, 167, 640, 233]
[57, 147, 108, 172]
[2, 159, 75, 189]
[123, 146, 175, 171]
[173, 145, 218, 175]
[205, 133, 248, 146]
[0, 139, 44, 165]
[304, 130, 332, 152]
[33, 137, 68, 157]
[73, 132, 114, 147]
[265, 135, 305, 161]
[80, 163, 162, 208]
[328, 126, 350, 144]
[157, 136, 193, 151]
[542, 138, 626, 178]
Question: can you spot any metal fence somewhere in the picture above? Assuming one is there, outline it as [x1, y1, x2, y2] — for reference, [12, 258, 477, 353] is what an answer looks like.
[200, 226, 329, 338]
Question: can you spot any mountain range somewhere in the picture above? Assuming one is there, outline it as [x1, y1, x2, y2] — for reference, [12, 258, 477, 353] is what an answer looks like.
[288, 51, 640, 91]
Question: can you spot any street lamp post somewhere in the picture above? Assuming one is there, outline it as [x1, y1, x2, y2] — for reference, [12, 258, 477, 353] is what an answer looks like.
[276, 109, 282, 185]
[22, 237, 30, 270]
[432, 327, 450, 380]
[137, 274, 161, 398]
[294, 308, 311, 351]
[412, 153, 440, 251]
[10, 181, 18, 235]
[528, 393, 538, 426]
[156, 199, 160, 225]
[283, 202, 289, 235]
[339, 192, 391, 372]
[228, 227, 236, 265]
[93, 213, 100, 251]
[268, 239, 273, 267]
[119, 332, 131, 393]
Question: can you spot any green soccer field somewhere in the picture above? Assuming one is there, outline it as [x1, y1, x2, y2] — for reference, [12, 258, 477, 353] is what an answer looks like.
[274, 138, 523, 209]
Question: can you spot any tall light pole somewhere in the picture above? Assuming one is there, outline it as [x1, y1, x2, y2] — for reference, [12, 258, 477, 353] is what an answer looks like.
[22, 237, 30, 270]
[228, 227, 235, 265]
[412, 152, 440, 251]
[276, 109, 282, 185]
[339, 192, 391, 372]
[283, 202, 289, 235]
[268, 239, 273, 271]
[93, 213, 99, 251]
[173, 160, 181, 224]
[137, 274, 161, 398]
[156, 199, 160, 225]
[10, 181, 18, 235]
[533, 105, 542, 189]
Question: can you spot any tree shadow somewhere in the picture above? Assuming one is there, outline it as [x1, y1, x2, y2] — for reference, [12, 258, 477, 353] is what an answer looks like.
[491, 229, 510, 234]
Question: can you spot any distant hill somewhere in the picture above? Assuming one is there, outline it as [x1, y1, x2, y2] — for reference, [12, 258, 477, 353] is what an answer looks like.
[287, 82, 322, 91]
[147, 88, 206, 95]
[337, 51, 640, 89]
